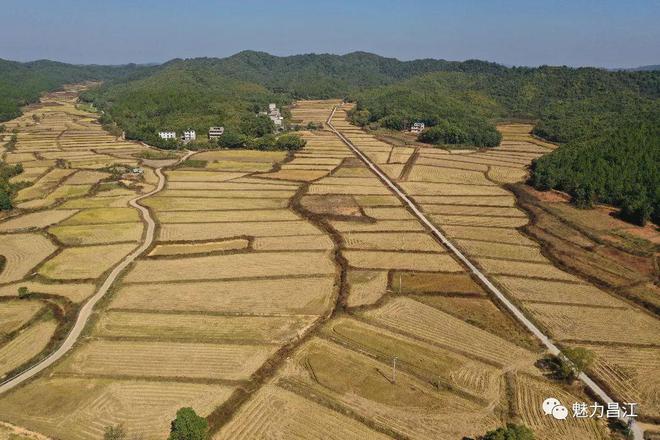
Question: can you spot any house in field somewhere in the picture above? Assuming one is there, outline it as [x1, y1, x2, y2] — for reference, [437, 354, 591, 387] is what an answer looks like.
[181, 129, 196, 143]
[267, 103, 284, 128]
[208, 126, 225, 139]
[158, 131, 176, 140]
[410, 122, 425, 134]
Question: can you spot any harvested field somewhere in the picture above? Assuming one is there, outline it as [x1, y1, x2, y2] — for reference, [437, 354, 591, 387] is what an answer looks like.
[158, 221, 322, 241]
[456, 239, 546, 262]
[124, 251, 333, 282]
[301, 194, 363, 217]
[401, 182, 510, 196]
[331, 219, 424, 233]
[64, 171, 110, 185]
[0, 301, 43, 337]
[393, 271, 485, 295]
[524, 303, 660, 345]
[56, 340, 276, 380]
[414, 195, 514, 206]
[143, 197, 287, 211]
[156, 209, 298, 223]
[442, 225, 538, 246]
[496, 276, 623, 307]
[476, 258, 580, 281]
[345, 232, 444, 251]
[38, 243, 137, 280]
[430, 214, 529, 228]
[164, 170, 247, 182]
[353, 195, 401, 206]
[279, 338, 500, 440]
[0, 320, 57, 379]
[261, 169, 329, 181]
[148, 239, 249, 256]
[346, 270, 388, 307]
[59, 208, 139, 225]
[0, 377, 233, 440]
[411, 295, 537, 349]
[93, 311, 316, 344]
[111, 276, 334, 315]
[407, 165, 492, 185]
[0, 210, 78, 232]
[0, 234, 58, 283]
[362, 207, 414, 220]
[362, 297, 536, 368]
[322, 317, 503, 401]
[422, 205, 525, 217]
[48, 222, 142, 245]
[216, 385, 390, 440]
[577, 343, 660, 418]
[344, 250, 461, 272]
[193, 150, 286, 163]
[252, 235, 333, 250]
[0, 281, 96, 303]
[514, 374, 608, 440]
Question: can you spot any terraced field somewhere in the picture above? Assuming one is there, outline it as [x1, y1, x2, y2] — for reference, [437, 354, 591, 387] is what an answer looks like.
[0, 85, 156, 390]
[0, 97, 641, 439]
[330, 106, 660, 426]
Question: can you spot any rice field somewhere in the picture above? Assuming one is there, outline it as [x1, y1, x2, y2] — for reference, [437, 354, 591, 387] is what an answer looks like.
[38, 243, 137, 280]
[148, 239, 249, 256]
[48, 222, 143, 245]
[0, 234, 58, 283]
[0, 301, 43, 337]
[0, 320, 58, 379]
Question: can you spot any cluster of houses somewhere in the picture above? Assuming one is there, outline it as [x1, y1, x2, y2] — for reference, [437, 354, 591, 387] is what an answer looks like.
[158, 128, 224, 144]
[410, 122, 425, 134]
[259, 103, 284, 128]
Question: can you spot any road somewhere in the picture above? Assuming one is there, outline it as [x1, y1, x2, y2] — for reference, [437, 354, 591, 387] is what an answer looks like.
[0, 151, 193, 395]
[326, 106, 643, 440]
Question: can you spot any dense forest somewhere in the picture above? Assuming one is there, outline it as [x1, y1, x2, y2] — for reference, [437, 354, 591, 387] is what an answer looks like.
[0, 59, 152, 122]
[2, 52, 658, 224]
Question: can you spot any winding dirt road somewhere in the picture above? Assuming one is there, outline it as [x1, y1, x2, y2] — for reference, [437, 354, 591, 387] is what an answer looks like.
[0, 152, 192, 395]
[326, 107, 643, 440]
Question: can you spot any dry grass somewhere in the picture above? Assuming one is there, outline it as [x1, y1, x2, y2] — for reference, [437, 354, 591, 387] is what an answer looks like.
[48, 223, 142, 245]
[0, 210, 78, 232]
[524, 303, 660, 345]
[38, 243, 137, 280]
[344, 250, 461, 272]
[0, 320, 57, 379]
[455, 239, 545, 262]
[111, 276, 335, 315]
[346, 270, 388, 307]
[124, 251, 334, 282]
[362, 297, 536, 368]
[0, 377, 234, 440]
[345, 232, 445, 252]
[0, 234, 58, 283]
[158, 221, 322, 241]
[93, 311, 316, 344]
[393, 271, 484, 295]
[0, 301, 43, 337]
[476, 258, 580, 281]
[217, 384, 390, 440]
[56, 340, 276, 380]
[278, 338, 500, 440]
[59, 208, 139, 225]
[495, 276, 623, 307]
[148, 239, 249, 256]
[442, 225, 539, 246]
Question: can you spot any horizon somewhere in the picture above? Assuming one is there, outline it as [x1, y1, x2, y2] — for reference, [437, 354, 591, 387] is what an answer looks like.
[1, 0, 658, 69]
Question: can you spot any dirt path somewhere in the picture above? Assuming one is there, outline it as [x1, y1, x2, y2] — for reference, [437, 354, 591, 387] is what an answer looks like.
[0, 151, 193, 395]
[326, 107, 644, 440]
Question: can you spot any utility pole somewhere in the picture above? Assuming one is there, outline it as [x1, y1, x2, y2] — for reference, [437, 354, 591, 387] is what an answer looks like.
[392, 356, 398, 384]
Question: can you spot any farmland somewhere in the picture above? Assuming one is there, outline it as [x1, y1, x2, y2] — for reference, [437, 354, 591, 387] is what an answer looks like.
[0, 95, 651, 439]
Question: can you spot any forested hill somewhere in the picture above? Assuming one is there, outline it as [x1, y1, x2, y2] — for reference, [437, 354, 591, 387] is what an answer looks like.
[0, 59, 153, 121]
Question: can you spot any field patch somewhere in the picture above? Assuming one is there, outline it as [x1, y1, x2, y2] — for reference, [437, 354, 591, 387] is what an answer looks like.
[393, 271, 485, 295]
[59, 208, 139, 225]
[344, 250, 461, 272]
[0, 320, 57, 379]
[0, 210, 78, 232]
[0, 234, 58, 283]
[345, 232, 444, 252]
[148, 239, 249, 256]
[346, 270, 388, 307]
[496, 276, 623, 307]
[56, 340, 276, 380]
[48, 222, 142, 245]
[38, 243, 136, 280]
[0, 301, 43, 337]
[158, 221, 322, 242]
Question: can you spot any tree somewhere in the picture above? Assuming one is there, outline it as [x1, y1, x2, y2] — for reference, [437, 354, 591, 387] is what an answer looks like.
[168, 407, 208, 440]
[0, 189, 11, 211]
[217, 131, 246, 149]
[103, 424, 126, 440]
[240, 115, 275, 137]
[478, 423, 535, 440]
[558, 347, 595, 382]
[274, 133, 306, 151]
[17, 286, 29, 299]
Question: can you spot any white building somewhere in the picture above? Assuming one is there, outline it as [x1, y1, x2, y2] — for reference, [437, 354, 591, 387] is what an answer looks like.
[268, 103, 277, 112]
[267, 104, 284, 128]
[158, 131, 176, 140]
[410, 122, 425, 134]
[208, 126, 225, 139]
[181, 129, 196, 143]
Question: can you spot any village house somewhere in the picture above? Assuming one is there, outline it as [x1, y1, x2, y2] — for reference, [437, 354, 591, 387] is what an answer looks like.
[267, 103, 284, 128]
[158, 131, 176, 140]
[410, 122, 425, 134]
[208, 126, 225, 139]
[181, 129, 196, 143]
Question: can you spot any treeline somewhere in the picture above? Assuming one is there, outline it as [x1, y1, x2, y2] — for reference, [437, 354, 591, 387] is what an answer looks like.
[0, 59, 153, 122]
[0, 161, 25, 210]
[530, 105, 660, 225]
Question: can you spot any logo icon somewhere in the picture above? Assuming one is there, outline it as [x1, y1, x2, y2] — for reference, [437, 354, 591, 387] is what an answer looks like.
[542, 397, 568, 420]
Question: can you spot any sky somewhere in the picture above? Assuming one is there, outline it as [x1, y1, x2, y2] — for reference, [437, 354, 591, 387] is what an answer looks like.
[1, 0, 658, 68]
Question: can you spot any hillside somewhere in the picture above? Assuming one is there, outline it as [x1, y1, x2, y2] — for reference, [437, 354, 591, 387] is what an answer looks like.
[0, 59, 152, 122]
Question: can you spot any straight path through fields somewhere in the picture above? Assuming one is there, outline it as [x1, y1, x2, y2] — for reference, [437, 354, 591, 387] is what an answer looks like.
[326, 106, 643, 440]
[0, 151, 194, 395]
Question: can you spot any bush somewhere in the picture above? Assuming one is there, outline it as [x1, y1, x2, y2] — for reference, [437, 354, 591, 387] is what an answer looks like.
[274, 133, 306, 151]
[217, 131, 246, 149]
[479, 423, 535, 440]
[168, 407, 208, 440]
